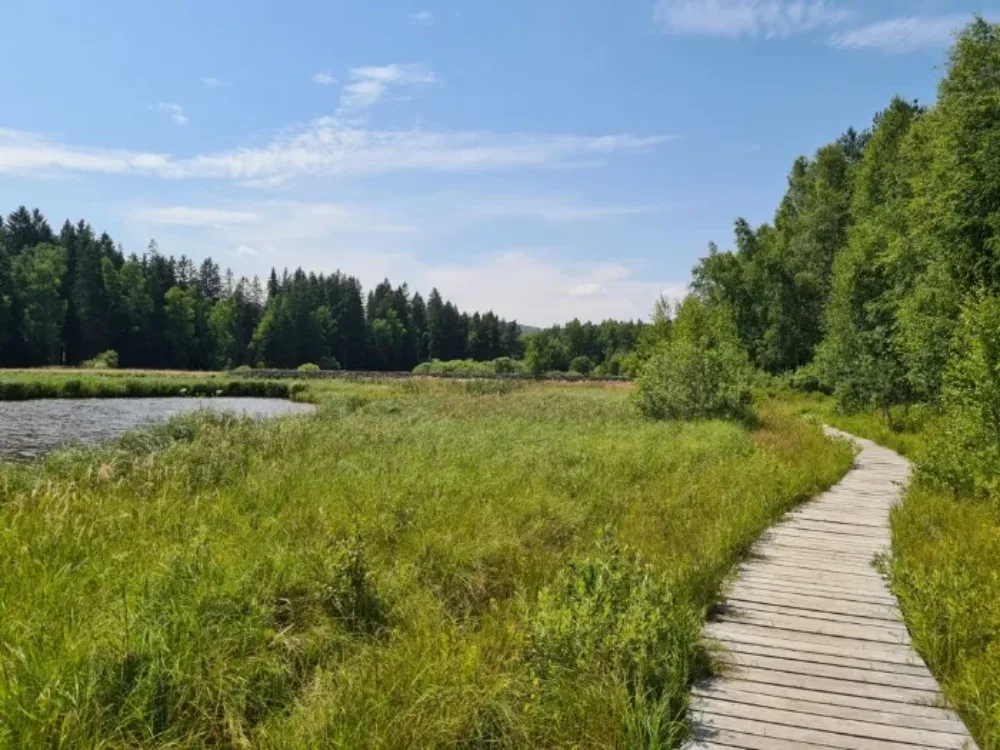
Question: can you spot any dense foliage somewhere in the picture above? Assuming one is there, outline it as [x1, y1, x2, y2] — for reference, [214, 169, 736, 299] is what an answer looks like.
[0, 214, 529, 371]
[692, 18, 1000, 498]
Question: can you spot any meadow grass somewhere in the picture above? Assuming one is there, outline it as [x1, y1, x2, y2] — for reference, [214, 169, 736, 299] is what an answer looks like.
[775, 390, 1000, 749]
[0, 378, 850, 748]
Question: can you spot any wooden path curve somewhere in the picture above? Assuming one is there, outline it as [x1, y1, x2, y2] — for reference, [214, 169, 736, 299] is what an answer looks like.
[686, 427, 978, 750]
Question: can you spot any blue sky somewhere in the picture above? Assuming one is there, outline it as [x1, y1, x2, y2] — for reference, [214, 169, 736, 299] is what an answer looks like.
[0, 0, 989, 324]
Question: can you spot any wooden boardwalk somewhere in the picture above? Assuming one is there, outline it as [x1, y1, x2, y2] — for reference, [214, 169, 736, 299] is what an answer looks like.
[686, 427, 978, 750]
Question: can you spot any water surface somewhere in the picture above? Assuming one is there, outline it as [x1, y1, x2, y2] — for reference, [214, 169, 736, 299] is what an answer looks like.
[0, 398, 315, 460]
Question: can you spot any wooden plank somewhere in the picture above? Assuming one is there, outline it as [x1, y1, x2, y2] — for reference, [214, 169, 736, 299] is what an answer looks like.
[717, 651, 941, 692]
[691, 700, 969, 749]
[735, 573, 896, 598]
[691, 711, 942, 750]
[735, 571, 896, 596]
[693, 684, 969, 734]
[764, 529, 887, 547]
[759, 541, 884, 559]
[717, 610, 909, 644]
[688, 728, 832, 750]
[696, 677, 963, 722]
[727, 588, 901, 621]
[725, 599, 908, 631]
[759, 555, 874, 576]
[705, 623, 920, 665]
[717, 639, 932, 677]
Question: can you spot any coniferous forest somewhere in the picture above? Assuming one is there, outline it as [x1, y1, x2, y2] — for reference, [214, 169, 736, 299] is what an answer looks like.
[0, 207, 650, 373]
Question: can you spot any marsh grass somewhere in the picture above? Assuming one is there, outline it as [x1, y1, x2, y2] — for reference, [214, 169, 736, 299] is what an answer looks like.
[776, 389, 1000, 749]
[0, 372, 308, 401]
[0, 378, 850, 748]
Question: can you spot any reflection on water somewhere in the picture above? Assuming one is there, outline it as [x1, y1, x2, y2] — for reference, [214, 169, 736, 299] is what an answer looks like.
[0, 398, 315, 460]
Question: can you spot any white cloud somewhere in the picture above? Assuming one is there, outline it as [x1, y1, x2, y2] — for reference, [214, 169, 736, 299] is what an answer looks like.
[201, 77, 227, 89]
[0, 123, 671, 181]
[125, 200, 684, 323]
[0, 128, 179, 177]
[571, 283, 603, 297]
[311, 71, 337, 86]
[654, 0, 850, 39]
[130, 206, 261, 226]
[338, 63, 437, 114]
[830, 15, 973, 53]
[409, 10, 434, 26]
[156, 102, 189, 126]
[425, 251, 687, 324]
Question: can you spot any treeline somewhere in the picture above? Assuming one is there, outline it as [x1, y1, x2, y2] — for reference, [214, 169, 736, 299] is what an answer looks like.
[0, 207, 531, 371]
[690, 18, 1000, 496]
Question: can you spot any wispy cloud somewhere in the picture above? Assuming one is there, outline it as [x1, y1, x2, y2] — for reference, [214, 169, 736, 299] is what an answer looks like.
[201, 76, 227, 89]
[0, 123, 672, 182]
[236, 244, 260, 257]
[654, 0, 850, 39]
[409, 10, 434, 27]
[830, 14, 974, 53]
[130, 206, 261, 226]
[311, 71, 337, 86]
[156, 102, 189, 126]
[338, 63, 437, 114]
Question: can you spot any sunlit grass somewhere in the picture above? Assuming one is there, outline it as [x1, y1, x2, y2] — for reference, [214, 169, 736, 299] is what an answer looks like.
[0, 378, 851, 748]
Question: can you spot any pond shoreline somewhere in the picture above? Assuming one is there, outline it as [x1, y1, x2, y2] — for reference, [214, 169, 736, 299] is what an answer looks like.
[0, 396, 316, 461]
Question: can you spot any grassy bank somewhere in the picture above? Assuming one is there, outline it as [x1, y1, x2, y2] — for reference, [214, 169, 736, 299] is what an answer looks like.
[0, 379, 851, 748]
[778, 392, 1000, 748]
[0, 372, 308, 401]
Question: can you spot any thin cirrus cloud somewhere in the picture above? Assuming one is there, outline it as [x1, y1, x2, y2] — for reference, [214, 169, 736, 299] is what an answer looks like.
[829, 15, 977, 53]
[0, 123, 671, 182]
[653, 0, 850, 39]
[311, 71, 337, 86]
[201, 76, 227, 89]
[130, 206, 261, 226]
[337, 63, 437, 114]
[155, 102, 189, 126]
[408, 10, 434, 27]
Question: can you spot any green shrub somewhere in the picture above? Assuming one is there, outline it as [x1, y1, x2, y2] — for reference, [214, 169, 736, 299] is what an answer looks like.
[231, 365, 253, 375]
[319, 356, 341, 371]
[634, 298, 752, 421]
[81, 350, 119, 369]
[920, 293, 1000, 500]
[297, 363, 321, 373]
[492, 357, 522, 374]
[787, 362, 829, 394]
[526, 538, 701, 746]
[412, 359, 496, 376]
[569, 356, 594, 376]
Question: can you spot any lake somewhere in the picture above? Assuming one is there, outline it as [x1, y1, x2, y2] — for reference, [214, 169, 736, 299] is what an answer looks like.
[0, 397, 316, 460]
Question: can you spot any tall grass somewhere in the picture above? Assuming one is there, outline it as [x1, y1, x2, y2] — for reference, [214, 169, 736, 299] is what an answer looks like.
[0, 372, 308, 401]
[777, 390, 1000, 749]
[0, 379, 850, 748]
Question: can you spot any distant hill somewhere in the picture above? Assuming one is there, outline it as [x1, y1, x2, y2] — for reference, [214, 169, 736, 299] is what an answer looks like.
[518, 324, 542, 335]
